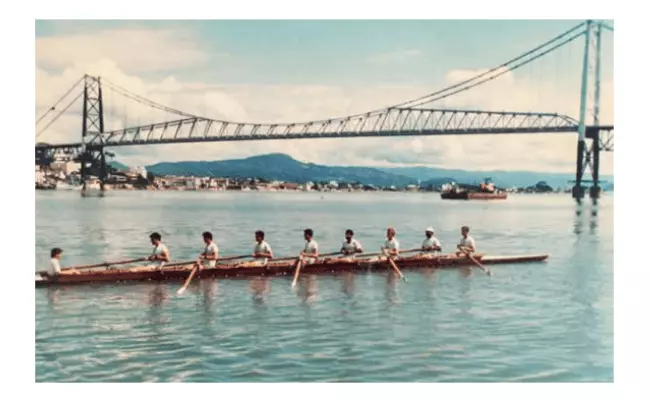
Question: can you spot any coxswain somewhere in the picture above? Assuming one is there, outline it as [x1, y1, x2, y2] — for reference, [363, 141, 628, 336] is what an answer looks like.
[148, 232, 170, 268]
[198, 231, 219, 269]
[301, 228, 319, 264]
[421, 227, 442, 253]
[42, 247, 63, 280]
[253, 230, 273, 259]
[382, 227, 400, 257]
[456, 225, 476, 257]
[340, 229, 363, 257]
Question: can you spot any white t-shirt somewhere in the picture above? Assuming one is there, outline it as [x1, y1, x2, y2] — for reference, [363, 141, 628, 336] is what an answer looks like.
[341, 239, 363, 255]
[151, 243, 169, 265]
[383, 238, 400, 251]
[422, 236, 442, 251]
[254, 241, 272, 256]
[459, 235, 476, 251]
[49, 258, 61, 274]
[204, 242, 219, 268]
[303, 240, 319, 255]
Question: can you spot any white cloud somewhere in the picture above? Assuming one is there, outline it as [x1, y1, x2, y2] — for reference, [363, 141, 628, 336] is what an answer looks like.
[35, 28, 614, 176]
[36, 28, 217, 74]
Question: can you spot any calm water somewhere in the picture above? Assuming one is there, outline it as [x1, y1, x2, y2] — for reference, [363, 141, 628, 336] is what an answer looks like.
[35, 191, 613, 382]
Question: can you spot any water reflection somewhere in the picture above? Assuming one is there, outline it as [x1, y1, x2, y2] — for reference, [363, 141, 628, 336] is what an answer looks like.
[148, 283, 168, 309]
[385, 273, 400, 305]
[199, 279, 218, 312]
[249, 276, 270, 306]
[458, 266, 473, 278]
[574, 206, 599, 236]
[46, 287, 62, 310]
[296, 275, 318, 304]
[341, 272, 355, 298]
[146, 284, 169, 340]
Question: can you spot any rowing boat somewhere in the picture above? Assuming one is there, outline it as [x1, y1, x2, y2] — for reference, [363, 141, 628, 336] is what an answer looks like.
[35, 253, 548, 288]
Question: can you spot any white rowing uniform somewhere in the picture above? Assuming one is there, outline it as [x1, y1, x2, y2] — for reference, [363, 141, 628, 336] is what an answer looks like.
[341, 239, 363, 256]
[49, 258, 61, 275]
[383, 237, 400, 256]
[254, 240, 273, 257]
[422, 236, 442, 253]
[203, 241, 219, 268]
[302, 240, 319, 264]
[150, 242, 169, 266]
[459, 235, 476, 253]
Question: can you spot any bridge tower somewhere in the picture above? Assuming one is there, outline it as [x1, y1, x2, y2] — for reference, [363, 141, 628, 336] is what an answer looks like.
[79, 75, 107, 192]
[574, 20, 610, 205]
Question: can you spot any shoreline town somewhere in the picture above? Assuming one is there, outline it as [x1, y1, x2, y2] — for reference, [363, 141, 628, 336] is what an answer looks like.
[35, 160, 582, 195]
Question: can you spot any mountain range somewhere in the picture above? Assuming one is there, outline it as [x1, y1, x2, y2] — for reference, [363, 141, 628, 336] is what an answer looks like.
[115, 153, 613, 190]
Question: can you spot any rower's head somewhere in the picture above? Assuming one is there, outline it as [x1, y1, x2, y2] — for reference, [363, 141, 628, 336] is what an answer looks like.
[255, 230, 265, 243]
[461, 226, 470, 237]
[387, 227, 396, 239]
[304, 228, 313, 241]
[202, 231, 213, 244]
[149, 232, 162, 245]
[50, 247, 62, 259]
[425, 227, 434, 238]
[345, 229, 353, 242]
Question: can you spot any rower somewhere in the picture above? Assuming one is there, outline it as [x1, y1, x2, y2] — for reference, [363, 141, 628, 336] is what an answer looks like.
[421, 227, 442, 254]
[341, 229, 363, 257]
[456, 225, 476, 257]
[253, 230, 273, 259]
[301, 228, 319, 264]
[198, 231, 219, 269]
[148, 232, 170, 268]
[382, 227, 400, 257]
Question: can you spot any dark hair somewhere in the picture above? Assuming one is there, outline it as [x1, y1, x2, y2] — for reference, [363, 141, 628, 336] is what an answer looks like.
[202, 231, 213, 240]
[255, 230, 265, 239]
[149, 232, 162, 241]
[50, 247, 62, 258]
[304, 228, 313, 237]
[345, 229, 354, 236]
[461, 226, 470, 232]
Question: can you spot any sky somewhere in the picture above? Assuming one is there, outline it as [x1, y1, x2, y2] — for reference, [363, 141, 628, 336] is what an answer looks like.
[35, 19, 614, 174]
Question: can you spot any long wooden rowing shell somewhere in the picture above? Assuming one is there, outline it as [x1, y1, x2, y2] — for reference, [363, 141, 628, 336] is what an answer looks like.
[35, 253, 548, 288]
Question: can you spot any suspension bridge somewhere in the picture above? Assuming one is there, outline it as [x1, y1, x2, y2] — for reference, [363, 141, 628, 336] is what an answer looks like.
[35, 20, 613, 203]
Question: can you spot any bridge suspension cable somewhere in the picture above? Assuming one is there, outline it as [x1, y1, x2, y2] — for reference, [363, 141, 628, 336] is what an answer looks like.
[406, 27, 586, 109]
[394, 21, 588, 109]
[35, 75, 84, 126]
[101, 79, 199, 119]
[35, 90, 84, 139]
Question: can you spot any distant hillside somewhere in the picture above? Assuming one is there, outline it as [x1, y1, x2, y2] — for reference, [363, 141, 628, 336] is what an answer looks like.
[143, 153, 613, 189]
[108, 161, 129, 171]
[147, 153, 417, 187]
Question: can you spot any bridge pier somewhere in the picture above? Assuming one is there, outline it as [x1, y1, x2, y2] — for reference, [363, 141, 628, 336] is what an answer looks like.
[80, 75, 107, 195]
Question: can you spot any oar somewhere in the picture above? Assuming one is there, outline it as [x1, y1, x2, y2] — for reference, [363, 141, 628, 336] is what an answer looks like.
[34, 257, 148, 275]
[217, 254, 252, 263]
[382, 249, 407, 282]
[459, 246, 491, 276]
[355, 248, 423, 260]
[159, 254, 252, 270]
[177, 263, 199, 295]
[291, 255, 304, 289]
